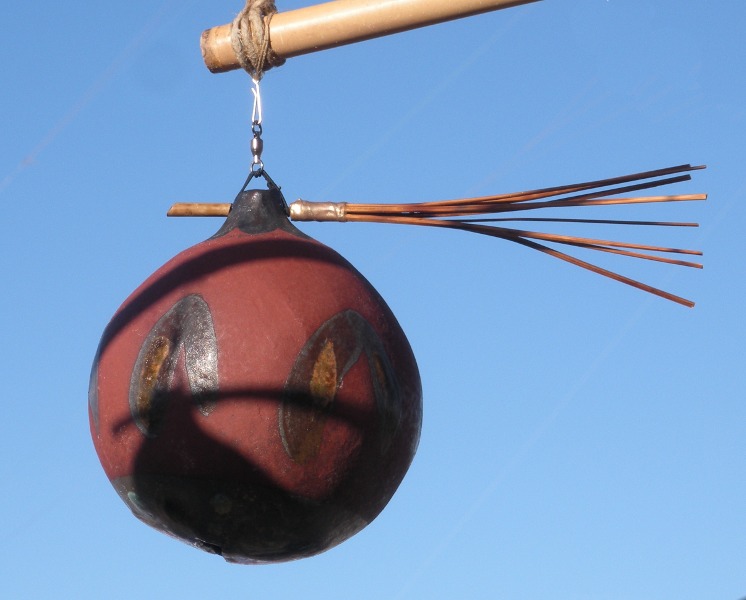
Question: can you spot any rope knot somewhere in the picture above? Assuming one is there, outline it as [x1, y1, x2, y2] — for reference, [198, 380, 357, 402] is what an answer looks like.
[231, 0, 285, 80]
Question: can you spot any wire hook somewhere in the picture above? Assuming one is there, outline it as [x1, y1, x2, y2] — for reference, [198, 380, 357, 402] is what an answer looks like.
[251, 77, 263, 127]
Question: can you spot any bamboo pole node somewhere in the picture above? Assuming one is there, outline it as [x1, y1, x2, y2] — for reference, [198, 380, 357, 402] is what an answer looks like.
[231, 0, 285, 79]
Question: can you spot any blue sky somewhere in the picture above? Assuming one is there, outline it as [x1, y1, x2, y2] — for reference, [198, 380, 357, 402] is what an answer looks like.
[2, 1, 744, 598]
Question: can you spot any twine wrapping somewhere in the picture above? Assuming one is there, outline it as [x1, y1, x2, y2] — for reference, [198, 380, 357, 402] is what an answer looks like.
[231, 0, 286, 79]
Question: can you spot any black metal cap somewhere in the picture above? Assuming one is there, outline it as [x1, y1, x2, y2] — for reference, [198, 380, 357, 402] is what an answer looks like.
[211, 188, 307, 239]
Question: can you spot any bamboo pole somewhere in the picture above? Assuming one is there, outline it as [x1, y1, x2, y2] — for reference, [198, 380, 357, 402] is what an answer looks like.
[202, 0, 542, 73]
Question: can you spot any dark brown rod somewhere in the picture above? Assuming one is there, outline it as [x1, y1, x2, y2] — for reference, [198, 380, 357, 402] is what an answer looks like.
[454, 217, 699, 227]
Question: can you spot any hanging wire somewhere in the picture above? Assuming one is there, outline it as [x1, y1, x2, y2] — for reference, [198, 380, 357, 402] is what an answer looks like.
[251, 77, 263, 127]
[238, 77, 281, 194]
[250, 78, 264, 173]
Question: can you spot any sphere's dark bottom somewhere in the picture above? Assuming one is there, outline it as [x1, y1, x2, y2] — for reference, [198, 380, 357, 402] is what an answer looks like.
[112, 474, 368, 564]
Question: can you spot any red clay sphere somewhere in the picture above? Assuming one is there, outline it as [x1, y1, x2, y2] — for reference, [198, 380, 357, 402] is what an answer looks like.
[89, 188, 422, 563]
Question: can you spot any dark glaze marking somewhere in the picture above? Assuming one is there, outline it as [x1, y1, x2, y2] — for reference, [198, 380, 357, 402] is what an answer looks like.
[279, 310, 402, 464]
[129, 294, 219, 437]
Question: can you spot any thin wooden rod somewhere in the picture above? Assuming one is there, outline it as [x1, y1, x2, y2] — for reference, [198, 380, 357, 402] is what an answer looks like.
[202, 0, 542, 73]
[454, 217, 699, 227]
[168, 203, 231, 216]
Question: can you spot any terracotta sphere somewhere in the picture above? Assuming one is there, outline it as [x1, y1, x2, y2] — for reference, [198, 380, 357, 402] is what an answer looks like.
[89, 188, 422, 563]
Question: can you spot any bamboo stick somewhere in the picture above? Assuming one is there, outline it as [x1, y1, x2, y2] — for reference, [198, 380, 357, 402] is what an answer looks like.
[202, 0, 542, 73]
[168, 203, 231, 217]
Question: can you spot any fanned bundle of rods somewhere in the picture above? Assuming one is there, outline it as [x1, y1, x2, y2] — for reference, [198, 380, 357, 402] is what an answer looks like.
[288, 164, 706, 307]
[167, 164, 706, 307]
